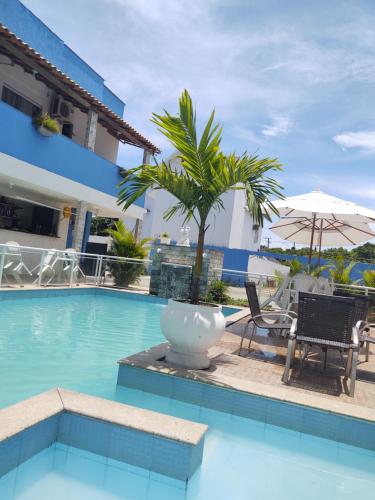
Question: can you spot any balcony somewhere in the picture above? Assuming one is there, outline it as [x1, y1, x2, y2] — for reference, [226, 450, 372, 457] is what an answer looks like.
[0, 101, 143, 207]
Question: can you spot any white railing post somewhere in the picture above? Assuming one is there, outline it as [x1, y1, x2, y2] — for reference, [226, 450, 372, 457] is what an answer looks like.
[69, 254, 75, 287]
[96, 255, 103, 286]
[0, 247, 5, 288]
[37, 250, 46, 288]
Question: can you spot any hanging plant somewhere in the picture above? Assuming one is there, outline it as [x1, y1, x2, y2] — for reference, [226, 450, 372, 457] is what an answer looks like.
[33, 113, 60, 137]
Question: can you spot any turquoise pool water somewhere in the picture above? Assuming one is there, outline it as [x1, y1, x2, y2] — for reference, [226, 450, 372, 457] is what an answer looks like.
[1, 290, 374, 499]
[0, 291, 237, 408]
[1, 389, 374, 499]
[0, 291, 167, 408]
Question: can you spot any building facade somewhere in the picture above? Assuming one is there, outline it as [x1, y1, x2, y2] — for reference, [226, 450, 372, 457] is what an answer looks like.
[0, 0, 158, 251]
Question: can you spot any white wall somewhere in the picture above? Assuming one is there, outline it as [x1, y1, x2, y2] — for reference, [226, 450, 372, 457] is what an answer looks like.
[141, 155, 262, 250]
[248, 255, 290, 276]
[95, 123, 119, 163]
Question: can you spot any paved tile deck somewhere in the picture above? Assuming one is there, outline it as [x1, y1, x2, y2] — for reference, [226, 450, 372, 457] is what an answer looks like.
[120, 315, 375, 422]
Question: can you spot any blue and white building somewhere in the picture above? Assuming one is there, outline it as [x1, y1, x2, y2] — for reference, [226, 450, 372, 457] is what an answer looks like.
[0, 0, 159, 252]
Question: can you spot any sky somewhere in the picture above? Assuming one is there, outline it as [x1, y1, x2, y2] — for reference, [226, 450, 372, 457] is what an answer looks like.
[22, 0, 375, 247]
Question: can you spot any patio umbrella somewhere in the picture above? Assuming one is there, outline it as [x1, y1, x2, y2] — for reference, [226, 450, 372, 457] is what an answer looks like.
[270, 190, 375, 265]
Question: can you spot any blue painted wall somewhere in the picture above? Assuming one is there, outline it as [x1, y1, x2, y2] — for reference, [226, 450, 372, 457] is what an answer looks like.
[203, 245, 374, 283]
[0, 0, 125, 116]
[0, 101, 144, 207]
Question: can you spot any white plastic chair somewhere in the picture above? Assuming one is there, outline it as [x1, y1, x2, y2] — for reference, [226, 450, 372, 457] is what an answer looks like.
[2, 241, 32, 285]
[2, 241, 32, 284]
[313, 276, 334, 295]
[32, 249, 61, 285]
[63, 248, 85, 283]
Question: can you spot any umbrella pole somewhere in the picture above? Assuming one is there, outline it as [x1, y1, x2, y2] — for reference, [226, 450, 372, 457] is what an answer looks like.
[317, 219, 323, 270]
[308, 213, 317, 268]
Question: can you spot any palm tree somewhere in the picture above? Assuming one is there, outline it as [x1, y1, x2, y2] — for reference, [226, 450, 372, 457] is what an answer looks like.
[328, 254, 356, 284]
[118, 90, 283, 304]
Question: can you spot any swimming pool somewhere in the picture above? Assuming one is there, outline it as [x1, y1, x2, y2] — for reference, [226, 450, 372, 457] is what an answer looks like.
[1, 288, 374, 500]
[0, 288, 237, 408]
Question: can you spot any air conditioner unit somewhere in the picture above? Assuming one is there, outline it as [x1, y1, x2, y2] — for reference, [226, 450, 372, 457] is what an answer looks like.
[50, 95, 74, 121]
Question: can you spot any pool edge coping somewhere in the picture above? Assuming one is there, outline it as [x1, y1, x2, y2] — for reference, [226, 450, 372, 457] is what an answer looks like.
[0, 388, 208, 446]
[118, 343, 375, 424]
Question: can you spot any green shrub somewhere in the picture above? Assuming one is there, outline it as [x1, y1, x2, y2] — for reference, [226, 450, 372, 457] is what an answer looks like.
[33, 113, 60, 134]
[106, 221, 152, 287]
[206, 280, 230, 304]
[363, 269, 375, 288]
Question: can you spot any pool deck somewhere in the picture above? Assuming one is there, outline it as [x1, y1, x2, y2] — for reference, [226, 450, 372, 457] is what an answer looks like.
[119, 316, 375, 423]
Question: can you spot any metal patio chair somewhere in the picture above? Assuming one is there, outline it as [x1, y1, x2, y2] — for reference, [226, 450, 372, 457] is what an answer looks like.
[282, 292, 360, 397]
[334, 290, 372, 362]
[238, 281, 296, 355]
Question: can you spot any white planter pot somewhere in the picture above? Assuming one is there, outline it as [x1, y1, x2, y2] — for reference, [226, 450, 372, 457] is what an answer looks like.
[37, 125, 54, 137]
[161, 299, 226, 369]
[160, 237, 171, 245]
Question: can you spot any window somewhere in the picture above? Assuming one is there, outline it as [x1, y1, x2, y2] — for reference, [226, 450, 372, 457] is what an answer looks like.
[1, 86, 41, 117]
[0, 196, 59, 237]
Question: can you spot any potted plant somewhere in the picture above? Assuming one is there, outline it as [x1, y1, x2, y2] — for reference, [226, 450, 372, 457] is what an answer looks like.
[33, 113, 60, 137]
[159, 232, 171, 245]
[106, 220, 153, 287]
[118, 90, 283, 369]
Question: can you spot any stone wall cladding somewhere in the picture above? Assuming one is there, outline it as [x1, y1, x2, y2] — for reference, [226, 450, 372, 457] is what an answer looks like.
[149, 244, 224, 299]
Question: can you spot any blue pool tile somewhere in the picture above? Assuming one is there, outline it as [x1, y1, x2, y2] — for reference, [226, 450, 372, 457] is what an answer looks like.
[172, 377, 204, 406]
[201, 384, 235, 414]
[108, 425, 153, 469]
[142, 371, 175, 398]
[266, 399, 304, 432]
[19, 415, 59, 464]
[0, 435, 21, 477]
[302, 408, 340, 442]
[58, 413, 111, 457]
[151, 437, 191, 480]
[117, 365, 147, 391]
[339, 416, 375, 451]
[232, 392, 268, 422]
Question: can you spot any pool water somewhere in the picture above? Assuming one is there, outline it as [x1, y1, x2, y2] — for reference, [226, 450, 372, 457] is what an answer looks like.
[1, 291, 374, 499]
[0, 292, 165, 408]
[1, 388, 374, 499]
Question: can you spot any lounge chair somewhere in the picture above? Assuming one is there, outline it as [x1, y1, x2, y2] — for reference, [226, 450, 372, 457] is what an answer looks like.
[63, 248, 85, 284]
[238, 281, 296, 355]
[32, 249, 61, 285]
[2, 241, 32, 285]
[313, 276, 334, 295]
[282, 292, 360, 397]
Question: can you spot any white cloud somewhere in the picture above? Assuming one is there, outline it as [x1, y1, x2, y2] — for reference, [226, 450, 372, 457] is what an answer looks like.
[333, 131, 375, 153]
[262, 116, 291, 137]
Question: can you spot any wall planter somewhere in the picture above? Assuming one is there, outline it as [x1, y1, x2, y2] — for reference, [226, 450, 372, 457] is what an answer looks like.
[37, 125, 55, 137]
[33, 113, 60, 138]
[161, 299, 226, 369]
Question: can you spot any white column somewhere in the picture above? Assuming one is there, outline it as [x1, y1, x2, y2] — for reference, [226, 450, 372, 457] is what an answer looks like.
[84, 109, 98, 151]
[143, 149, 151, 165]
[72, 201, 88, 251]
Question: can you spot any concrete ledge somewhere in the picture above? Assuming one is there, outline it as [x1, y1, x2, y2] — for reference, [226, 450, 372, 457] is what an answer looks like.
[0, 388, 207, 481]
[117, 344, 375, 451]
[118, 343, 375, 423]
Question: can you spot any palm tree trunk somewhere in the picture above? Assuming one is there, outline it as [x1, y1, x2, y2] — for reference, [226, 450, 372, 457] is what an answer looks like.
[191, 225, 205, 304]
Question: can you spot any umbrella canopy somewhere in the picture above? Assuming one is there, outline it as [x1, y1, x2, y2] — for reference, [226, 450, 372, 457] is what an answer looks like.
[273, 190, 375, 223]
[270, 190, 375, 264]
